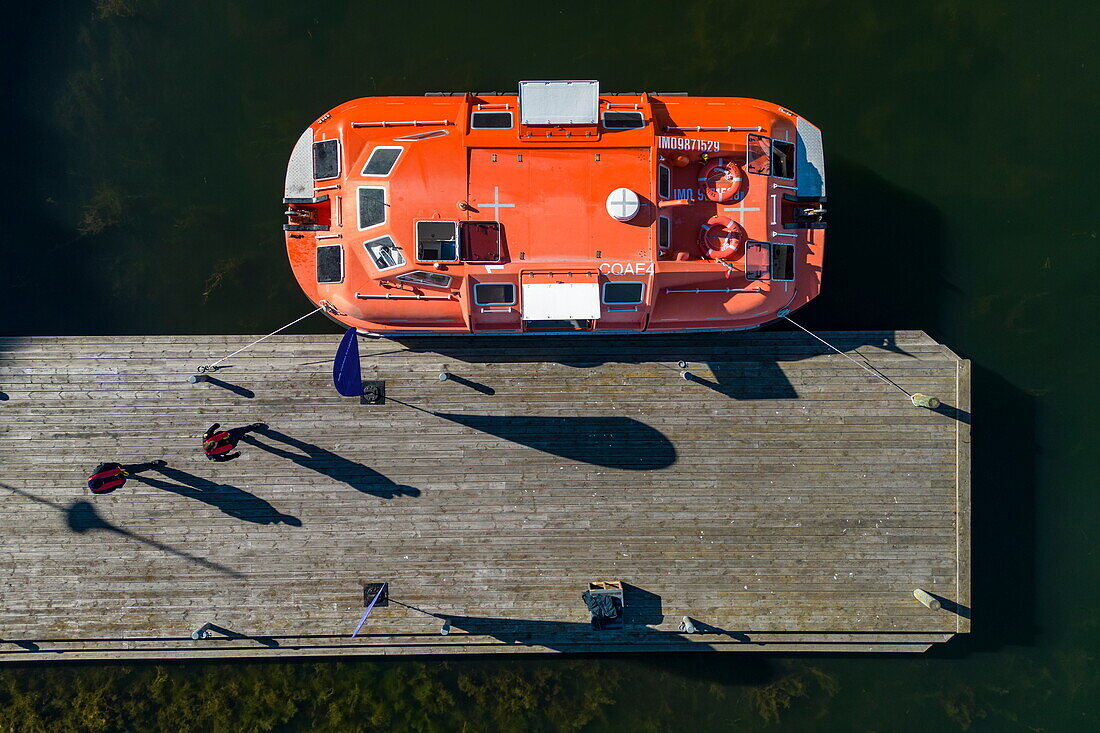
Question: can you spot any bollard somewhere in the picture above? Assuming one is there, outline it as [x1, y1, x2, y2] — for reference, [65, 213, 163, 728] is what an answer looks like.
[679, 616, 697, 634]
[913, 589, 941, 610]
[440, 620, 451, 636]
[677, 360, 688, 369]
[680, 371, 694, 381]
[911, 393, 941, 409]
[191, 622, 214, 640]
[438, 372, 450, 382]
[188, 375, 208, 384]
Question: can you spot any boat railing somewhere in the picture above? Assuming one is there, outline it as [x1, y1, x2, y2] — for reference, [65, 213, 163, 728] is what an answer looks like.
[662, 287, 764, 294]
[351, 120, 453, 128]
[663, 125, 763, 133]
[355, 292, 455, 300]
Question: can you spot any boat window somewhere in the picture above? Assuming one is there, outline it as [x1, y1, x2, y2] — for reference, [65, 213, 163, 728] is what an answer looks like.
[471, 111, 513, 129]
[771, 242, 795, 281]
[398, 270, 452, 289]
[658, 215, 670, 251]
[416, 221, 459, 261]
[357, 187, 386, 229]
[362, 147, 401, 176]
[312, 139, 340, 179]
[316, 245, 343, 283]
[771, 140, 795, 180]
[603, 282, 645, 305]
[658, 164, 671, 199]
[364, 236, 405, 271]
[602, 111, 645, 130]
[746, 134, 770, 175]
[474, 282, 516, 306]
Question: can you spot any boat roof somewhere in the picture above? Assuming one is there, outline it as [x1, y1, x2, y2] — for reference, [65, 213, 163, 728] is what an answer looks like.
[284, 83, 826, 334]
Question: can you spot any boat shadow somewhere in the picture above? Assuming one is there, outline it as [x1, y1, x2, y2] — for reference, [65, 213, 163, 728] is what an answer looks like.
[393, 330, 923, 402]
[432, 413, 676, 470]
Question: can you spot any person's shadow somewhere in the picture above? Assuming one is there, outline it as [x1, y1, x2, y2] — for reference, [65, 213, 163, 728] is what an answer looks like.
[133, 466, 302, 526]
[241, 428, 421, 499]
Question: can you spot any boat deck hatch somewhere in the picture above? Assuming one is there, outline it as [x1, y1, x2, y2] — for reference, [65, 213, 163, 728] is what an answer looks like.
[316, 244, 343, 283]
[745, 242, 795, 281]
[461, 221, 502, 262]
[313, 139, 340, 179]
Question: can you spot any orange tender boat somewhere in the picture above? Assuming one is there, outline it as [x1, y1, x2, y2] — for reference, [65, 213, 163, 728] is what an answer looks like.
[283, 80, 826, 334]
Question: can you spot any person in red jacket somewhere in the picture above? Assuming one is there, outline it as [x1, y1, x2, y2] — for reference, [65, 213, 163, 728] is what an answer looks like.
[87, 460, 166, 495]
[202, 422, 266, 462]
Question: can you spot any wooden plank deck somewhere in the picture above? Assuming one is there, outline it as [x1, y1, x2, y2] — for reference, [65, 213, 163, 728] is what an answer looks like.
[0, 331, 970, 661]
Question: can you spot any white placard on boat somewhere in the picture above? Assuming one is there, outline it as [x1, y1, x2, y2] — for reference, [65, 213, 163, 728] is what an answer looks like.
[518, 80, 600, 125]
[521, 283, 601, 321]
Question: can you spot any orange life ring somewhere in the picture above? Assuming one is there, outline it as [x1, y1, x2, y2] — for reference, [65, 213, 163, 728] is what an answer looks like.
[698, 158, 745, 202]
[698, 216, 746, 260]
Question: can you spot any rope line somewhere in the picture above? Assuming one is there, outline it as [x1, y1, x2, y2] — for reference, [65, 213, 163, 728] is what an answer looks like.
[197, 306, 325, 372]
[782, 316, 912, 397]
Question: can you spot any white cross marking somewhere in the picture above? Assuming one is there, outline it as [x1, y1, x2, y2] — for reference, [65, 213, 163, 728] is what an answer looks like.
[722, 205, 760, 224]
[481, 186, 515, 219]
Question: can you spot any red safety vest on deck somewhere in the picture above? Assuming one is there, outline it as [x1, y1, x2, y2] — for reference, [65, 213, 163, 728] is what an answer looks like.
[87, 465, 126, 494]
[203, 431, 236, 456]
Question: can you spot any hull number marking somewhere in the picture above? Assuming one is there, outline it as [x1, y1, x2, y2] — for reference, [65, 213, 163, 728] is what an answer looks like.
[599, 262, 654, 275]
[658, 136, 721, 152]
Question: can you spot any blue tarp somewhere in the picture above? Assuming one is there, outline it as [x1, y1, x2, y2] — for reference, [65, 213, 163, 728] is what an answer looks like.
[332, 328, 364, 397]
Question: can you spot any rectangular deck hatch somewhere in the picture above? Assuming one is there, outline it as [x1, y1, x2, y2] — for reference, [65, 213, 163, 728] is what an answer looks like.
[313, 139, 340, 179]
[316, 244, 343, 283]
[519, 80, 599, 125]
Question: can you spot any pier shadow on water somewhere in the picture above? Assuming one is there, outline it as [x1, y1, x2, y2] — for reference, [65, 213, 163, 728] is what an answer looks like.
[433, 413, 676, 470]
[133, 466, 301, 526]
[934, 367, 1036, 655]
[242, 428, 421, 499]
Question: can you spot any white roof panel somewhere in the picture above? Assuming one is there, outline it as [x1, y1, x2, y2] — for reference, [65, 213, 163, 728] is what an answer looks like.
[521, 282, 601, 320]
[518, 80, 600, 125]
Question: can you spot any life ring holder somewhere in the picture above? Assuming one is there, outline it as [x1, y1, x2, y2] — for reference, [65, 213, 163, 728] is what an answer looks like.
[698, 158, 745, 203]
[698, 216, 747, 260]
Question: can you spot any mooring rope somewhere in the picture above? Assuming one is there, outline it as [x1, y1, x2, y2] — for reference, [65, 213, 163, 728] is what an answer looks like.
[782, 316, 912, 398]
[196, 306, 325, 373]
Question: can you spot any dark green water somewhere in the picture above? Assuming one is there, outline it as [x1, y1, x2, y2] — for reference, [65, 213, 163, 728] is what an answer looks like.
[3, 1, 1098, 730]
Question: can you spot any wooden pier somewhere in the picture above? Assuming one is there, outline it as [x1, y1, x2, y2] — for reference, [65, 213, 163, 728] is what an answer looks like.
[0, 331, 970, 661]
